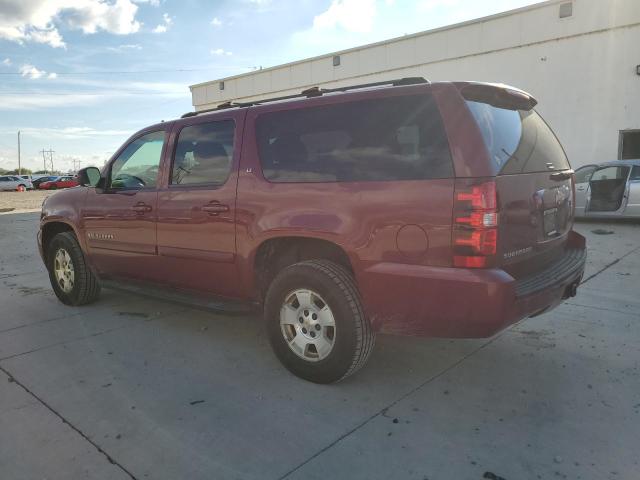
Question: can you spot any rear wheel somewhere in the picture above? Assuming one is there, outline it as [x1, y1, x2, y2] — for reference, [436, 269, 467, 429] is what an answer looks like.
[264, 260, 375, 383]
[47, 231, 101, 306]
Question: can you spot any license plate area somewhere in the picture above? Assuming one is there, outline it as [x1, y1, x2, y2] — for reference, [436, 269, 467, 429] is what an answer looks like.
[543, 207, 558, 237]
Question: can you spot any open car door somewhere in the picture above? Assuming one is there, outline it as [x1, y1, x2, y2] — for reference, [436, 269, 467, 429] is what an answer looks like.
[586, 165, 631, 216]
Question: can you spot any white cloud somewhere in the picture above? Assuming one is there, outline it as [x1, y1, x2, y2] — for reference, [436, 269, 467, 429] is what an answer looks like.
[313, 0, 377, 33]
[2, 58, 11, 66]
[19, 64, 46, 79]
[63, 0, 142, 34]
[132, 0, 160, 6]
[0, 0, 142, 48]
[3, 126, 132, 139]
[107, 43, 142, 51]
[153, 11, 172, 33]
[0, 93, 102, 110]
[17, 63, 57, 80]
[210, 16, 222, 27]
[211, 48, 232, 56]
[24, 26, 66, 47]
[0, 78, 188, 111]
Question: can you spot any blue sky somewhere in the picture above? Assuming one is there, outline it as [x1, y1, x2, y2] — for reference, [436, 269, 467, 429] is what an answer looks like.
[0, 0, 538, 172]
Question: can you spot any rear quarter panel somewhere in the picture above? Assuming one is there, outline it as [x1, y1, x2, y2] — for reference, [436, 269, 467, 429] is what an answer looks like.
[235, 87, 456, 300]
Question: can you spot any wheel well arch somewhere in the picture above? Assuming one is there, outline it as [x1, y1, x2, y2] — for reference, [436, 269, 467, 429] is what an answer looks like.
[253, 236, 354, 300]
[41, 222, 75, 262]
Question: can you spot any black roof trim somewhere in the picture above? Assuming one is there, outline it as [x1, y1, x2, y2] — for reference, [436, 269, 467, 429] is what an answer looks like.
[180, 77, 429, 118]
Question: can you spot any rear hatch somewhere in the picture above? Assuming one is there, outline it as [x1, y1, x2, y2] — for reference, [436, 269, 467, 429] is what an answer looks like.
[461, 84, 573, 278]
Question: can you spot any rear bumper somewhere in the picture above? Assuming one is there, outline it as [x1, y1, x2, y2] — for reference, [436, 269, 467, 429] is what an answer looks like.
[359, 231, 586, 338]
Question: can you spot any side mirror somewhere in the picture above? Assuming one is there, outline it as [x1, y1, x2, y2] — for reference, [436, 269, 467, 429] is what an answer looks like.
[77, 167, 101, 187]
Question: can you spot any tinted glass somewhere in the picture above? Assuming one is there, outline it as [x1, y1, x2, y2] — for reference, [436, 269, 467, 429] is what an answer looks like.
[591, 166, 629, 181]
[256, 94, 452, 182]
[630, 166, 640, 180]
[110, 130, 165, 190]
[171, 120, 235, 186]
[466, 101, 570, 174]
[575, 166, 596, 184]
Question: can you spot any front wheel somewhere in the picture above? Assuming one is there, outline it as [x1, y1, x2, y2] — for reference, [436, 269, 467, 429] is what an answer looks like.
[264, 260, 375, 383]
[47, 231, 101, 306]
[17, 184, 26, 192]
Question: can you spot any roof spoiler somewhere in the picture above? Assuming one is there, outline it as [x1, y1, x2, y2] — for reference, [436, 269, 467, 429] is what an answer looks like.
[457, 82, 537, 111]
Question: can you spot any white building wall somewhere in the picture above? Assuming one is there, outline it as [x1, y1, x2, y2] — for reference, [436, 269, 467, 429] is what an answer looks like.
[190, 0, 640, 168]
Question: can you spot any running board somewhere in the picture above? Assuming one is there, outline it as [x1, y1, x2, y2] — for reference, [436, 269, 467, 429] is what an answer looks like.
[101, 279, 259, 316]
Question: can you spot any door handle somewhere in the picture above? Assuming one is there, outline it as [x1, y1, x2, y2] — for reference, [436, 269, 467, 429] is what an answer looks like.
[201, 203, 229, 215]
[132, 202, 152, 213]
[550, 171, 573, 181]
[576, 186, 586, 191]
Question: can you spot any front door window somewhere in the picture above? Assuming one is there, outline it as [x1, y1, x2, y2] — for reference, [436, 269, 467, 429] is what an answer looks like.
[110, 130, 165, 190]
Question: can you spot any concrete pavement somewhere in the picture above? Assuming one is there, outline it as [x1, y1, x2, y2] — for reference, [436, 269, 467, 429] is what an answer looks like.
[0, 212, 638, 480]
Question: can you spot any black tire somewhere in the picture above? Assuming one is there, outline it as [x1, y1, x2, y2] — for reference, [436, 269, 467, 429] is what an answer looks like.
[264, 260, 375, 383]
[47, 231, 101, 306]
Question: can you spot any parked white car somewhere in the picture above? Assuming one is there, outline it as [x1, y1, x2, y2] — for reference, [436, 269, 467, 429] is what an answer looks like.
[0, 175, 32, 192]
[575, 160, 640, 219]
[17, 175, 35, 190]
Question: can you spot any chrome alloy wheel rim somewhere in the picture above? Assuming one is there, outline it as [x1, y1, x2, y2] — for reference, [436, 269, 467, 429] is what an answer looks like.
[54, 248, 75, 293]
[280, 289, 336, 362]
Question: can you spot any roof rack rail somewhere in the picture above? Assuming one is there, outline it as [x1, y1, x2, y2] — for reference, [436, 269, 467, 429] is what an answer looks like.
[180, 77, 429, 118]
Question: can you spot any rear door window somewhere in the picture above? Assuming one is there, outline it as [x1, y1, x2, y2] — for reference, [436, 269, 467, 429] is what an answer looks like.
[170, 120, 235, 186]
[256, 94, 453, 182]
[465, 101, 570, 174]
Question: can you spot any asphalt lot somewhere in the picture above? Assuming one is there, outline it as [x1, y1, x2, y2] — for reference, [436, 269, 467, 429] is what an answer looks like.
[0, 211, 638, 480]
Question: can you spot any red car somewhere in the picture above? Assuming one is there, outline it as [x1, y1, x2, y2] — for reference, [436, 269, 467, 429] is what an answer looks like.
[38, 175, 79, 190]
[38, 79, 586, 383]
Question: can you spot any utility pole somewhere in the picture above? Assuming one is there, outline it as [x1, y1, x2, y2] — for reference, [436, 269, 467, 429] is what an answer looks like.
[17, 131, 21, 175]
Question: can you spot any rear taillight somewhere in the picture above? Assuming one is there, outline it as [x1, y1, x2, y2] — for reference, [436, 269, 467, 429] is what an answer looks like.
[453, 179, 498, 268]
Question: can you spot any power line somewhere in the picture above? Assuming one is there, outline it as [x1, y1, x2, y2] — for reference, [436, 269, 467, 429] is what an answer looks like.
[0, 66, 247, 76]
[0, 91, 190, 96]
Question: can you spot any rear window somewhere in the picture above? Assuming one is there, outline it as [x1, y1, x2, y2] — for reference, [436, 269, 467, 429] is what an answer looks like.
[256, 94, 453, 182]
[465, 101, 570, 174]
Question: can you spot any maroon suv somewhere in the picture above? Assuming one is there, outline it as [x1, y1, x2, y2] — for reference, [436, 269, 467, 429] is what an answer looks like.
[38, 78, 586, 383]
